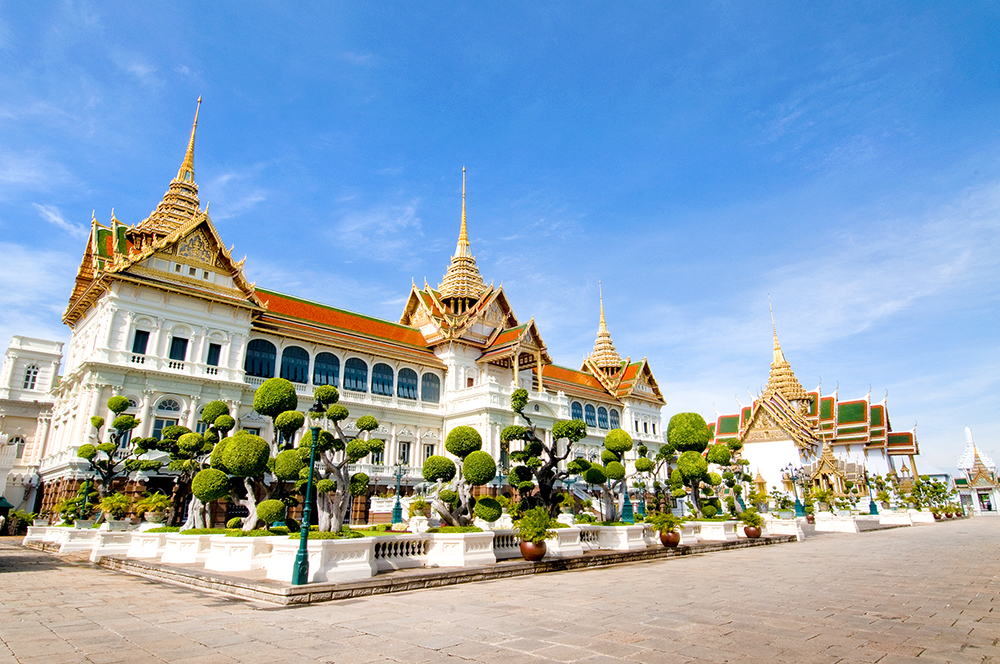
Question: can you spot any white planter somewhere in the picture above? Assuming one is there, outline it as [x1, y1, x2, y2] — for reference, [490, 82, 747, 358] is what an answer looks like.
[878, 511, 913, 526]
[557, 513, 575, 526]
[32, 519, 49, 527]
[591, 525, 647, 551]
[491, 530, 521, 560]
[815, 512, 861, 532]
[679, 522, 699, 545]
[426, 531, 496, 567]
[89, 531, 134, 562]
[42, 527, 67, 544]
[908, 510, 936, 525]
[58, 529, 100, 553]
[763, 517, 804, 541]
[204, 535, 279, 572]
[160, 534, 215, 564]
[543, 526, 584, 559]
[372, 533, 430, 571]
[693, 521, 738, 542]
[265, 537, 377, 583]
[74, 520, 96, 529]
[23, 526, 48, 544]
[127, 532, 167, 559]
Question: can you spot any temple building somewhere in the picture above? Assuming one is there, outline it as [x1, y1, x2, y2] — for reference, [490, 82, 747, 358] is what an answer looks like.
[28, 102, 668, 518]
[709, 314, 920, 506]
[955, 427, 999, 516]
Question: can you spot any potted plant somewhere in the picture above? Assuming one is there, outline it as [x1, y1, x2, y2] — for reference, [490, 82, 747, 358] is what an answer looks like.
[558, 492, 575, 514]
[876, 489, 891, 510]
[98, 493, 133, 521]
[515, 506, 556, 561]
[134, 491, 172, 523]
[648, 511, 683, 547]
[811, 489, 831, 512]
[407, 496, 431, 519]
[804, 503, 815, 524]
[739, 508, 764, 538]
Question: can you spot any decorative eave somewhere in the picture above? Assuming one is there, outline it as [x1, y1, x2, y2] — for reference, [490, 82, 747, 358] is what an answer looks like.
[739, 390, 822, 451]
[612, 358, 665, 404]
[541, 364, 621, 403]
[401, 281, 519, 348]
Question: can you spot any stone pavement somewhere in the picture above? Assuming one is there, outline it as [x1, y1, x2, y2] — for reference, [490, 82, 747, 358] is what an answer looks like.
[1, 519, 997, 664]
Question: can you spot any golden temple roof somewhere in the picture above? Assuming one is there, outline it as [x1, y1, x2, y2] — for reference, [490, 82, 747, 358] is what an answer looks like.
[588, 283, 622, 372]
[764, 304, 809, 403]
[438, 167, 487, 302]
[134, 97, 202, 238]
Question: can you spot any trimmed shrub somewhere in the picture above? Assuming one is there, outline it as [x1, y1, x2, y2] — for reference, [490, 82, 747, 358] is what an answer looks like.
[701, 504, 718, 518]
[423, 455, 457, 482]
[349, 472, 370, 496]
[600, 449, 618, 464]
[474, 496, 502, 522]
[604, 428, 633, 454]
[584, 465, 607, 485]
[214, 415, 236, 432]
[226, 517, 243, 529]
[326, 404, 349, 422]
[635, 457, 654, 473]
[177, 432, 204, 455]
[274, 411, 305, 437]
[210, 438, 229, 471]
[77, 444, 97, 460]
[221, 434, 270, 477]
[439, 489, 458, 504]
[677, 450, 708, 479]
[604, 461, 626, 481]
[445, 426, 482, 459]
[355, 415, 379, 432]
[314, 385, 339, 405]
[345, 439, 369, 463]
[111, 414, 139, 431]
[706, 443, 732, 466]
[256, 499, 286, 524]
[501, 425, 528, 443]
[274, 449, 304, 481]
[552, 419, 588, 443]
[707, 472, 723, 486]
[107, 395, 131, 415]
[253, 378, 298, 418]
[315, 478, 335, 494]
[510, 388, 528, 413]
[368, 438, 385, 454]
[567, 458, 591, 474]
[201, 401, 230, 426]
[161, 425, 192, 441]
[192, 468, 230, 502]
[462, 450, 496, 486]
[90, 416, 105, 430]
[667, 412, 711, 453]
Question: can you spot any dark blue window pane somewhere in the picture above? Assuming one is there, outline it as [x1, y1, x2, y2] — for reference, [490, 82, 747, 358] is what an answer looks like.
[206, 343, 221, 367]
[597, 407, 609, 429]
[609, 409, 620, 429]
[169, 337, 188, 361]
[397, 368, 418, 400]
[245, 339, 276, 378]
[313, 352, 339, 386]
[344, 358, 368, 392]
[372, 363, 394, 396]
[421, 374, 440, 403]
[280, 346, 310, 383]
[571, 402, 583, 420]
[132, 330, 149, 354]
[585, 405, 597, 427]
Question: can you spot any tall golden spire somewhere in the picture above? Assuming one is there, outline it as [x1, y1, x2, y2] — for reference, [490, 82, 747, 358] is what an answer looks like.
[135, 98, 203, 238]
[438, 167, 486, 311]
[764, 297, 808, 402]
[589, 282, 622, 372]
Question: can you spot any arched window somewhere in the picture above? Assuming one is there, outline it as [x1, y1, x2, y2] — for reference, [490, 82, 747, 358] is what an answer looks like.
[597, 407, 609, 429]
[10, 437, 26, 458]
[421, 373, 441, 403]
[609, 408, 620, 429]
[343, 358, 368, 392]
[372, 363, 394, 396]
[22, 365, 38, 390]
[313, 352, 340, 386]
[571, 401, 583, 420]
[244, 339, 276, 378]
[584, 405, 597, 428]
[280, 346, 310, 384]
[397, 368, 418, 400]
[157, 399, 181, 413]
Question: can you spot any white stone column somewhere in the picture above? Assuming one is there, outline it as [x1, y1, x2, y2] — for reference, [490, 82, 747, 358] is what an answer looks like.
[138, 389, 155, 438]
[185, 395, 201, 430]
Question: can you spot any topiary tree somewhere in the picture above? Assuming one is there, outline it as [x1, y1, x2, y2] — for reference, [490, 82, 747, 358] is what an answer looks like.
[501, 388, 588, 518]
[423, 425, 497, 526]
[577, 428, 638, 521]
[293, 385, 381, 532]
[666, 412, 732, 517]
[253, 377, 301, 450]
[78, 397, 159, 511]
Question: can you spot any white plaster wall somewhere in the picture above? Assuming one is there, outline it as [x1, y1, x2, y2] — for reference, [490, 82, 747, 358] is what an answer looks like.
[741, 438, 802, 492]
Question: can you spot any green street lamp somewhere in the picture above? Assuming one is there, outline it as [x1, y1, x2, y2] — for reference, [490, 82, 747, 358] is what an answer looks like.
[391, 460, 406, 525]
[292, 398, 325, 585]
[621, 483, 634, 524]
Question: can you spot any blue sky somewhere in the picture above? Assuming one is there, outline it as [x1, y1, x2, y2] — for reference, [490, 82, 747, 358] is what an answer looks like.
[1, 2, 998, 472]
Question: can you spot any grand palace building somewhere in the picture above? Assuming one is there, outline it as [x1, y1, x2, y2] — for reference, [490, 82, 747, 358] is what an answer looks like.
[2, 102, 669, 516]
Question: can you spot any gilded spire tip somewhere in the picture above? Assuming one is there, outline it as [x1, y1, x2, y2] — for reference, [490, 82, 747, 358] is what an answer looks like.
[176, 97, 201, 183]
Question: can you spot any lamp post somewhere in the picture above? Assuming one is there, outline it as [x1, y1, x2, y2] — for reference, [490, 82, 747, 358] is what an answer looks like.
[781, 463, 807, 517]
[635, 480, 646, 518]
[391, 460, 406, 525]
[621, 480, 634, 524]
[292, 398, 325, 586]
[866, 475, 879, 515]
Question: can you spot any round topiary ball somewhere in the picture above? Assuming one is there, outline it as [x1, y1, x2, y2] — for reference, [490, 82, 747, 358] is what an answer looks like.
[77, 443, 97, 460]
[349, 472, 370, 496]
[439, 489, 458, 504]
[368, 438, 385, 454]
[210, 438, 229, 471]
[256, 499, 286, 524]
[667, 412, 711, 453]
[326, 404, 349, 422]
[314, 478, 335, 494]
[90, 416, 105, 430]
[274, 410, 305, 437]
[221, 434, 270, 477]
[192, 468, 230, 502]
[226, 517, 243, 529]
[701, 504, 718, 518]
[707, 472, 723, 486]
[604, 428, 633, 454]
[706, 443, 732, 466]
[345, 439, 370, 463]
[107, 395, 131, 415]
[161, 425, 192, 441]
[423, 455, 457, 482]
[601, 449, 619, 464]
[445, 426, 482, 459]
[355, 415, 379, 432]
[213, 414, 236, 432]
[511, 388, 529, 413]
[177, 432, 204, 455]
[474, 497, 502, 523]
[462, 451, 497, 486]
[274, 449, 305, 481]
[677, 450, 708, 479]
[111, 414, 139, 432]
[253, 377, 299, 418]
[200, 400, 230, 426]
[635, 457, 654, 473]
[605, 461, 626, 480]
[314, 385, 339, 406]
[584, 465, 607, 485]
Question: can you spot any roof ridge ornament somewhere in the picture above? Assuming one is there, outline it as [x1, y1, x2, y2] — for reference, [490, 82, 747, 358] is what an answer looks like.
[438, 167, 487, 307]
[763, 297, 809, 403]
[588, 281, 622, 373]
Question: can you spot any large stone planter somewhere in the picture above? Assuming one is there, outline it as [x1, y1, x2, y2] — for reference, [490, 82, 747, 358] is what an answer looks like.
[23, 526, 48, 544]
[491, 530, 521, 560]
[265, 537, 377, 583]
[160, 534, 215, 564]
[878, 511, 913, 526]
[543, 526, 584, 559]
[763, 517, 804, 541]
[204, 535, 279, 572]
[57, 528, 100, 553]
[692, 520, 738, 542]
[372, 534, 430, 571]
[908, 510, 936, 525]
[426, 531, 496, 567]
[126, 532, 167, 559]
[587, 524, 647, 551]
[815, 512, 861, 532]
[89, 531, 134, 562]
[679, 522, 699, 545]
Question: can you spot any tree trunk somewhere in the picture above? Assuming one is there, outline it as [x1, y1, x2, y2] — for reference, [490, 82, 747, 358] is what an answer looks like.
[316, 491, 333, 532]
[179, 495, 208, 531]
[240, 478, 259, 531]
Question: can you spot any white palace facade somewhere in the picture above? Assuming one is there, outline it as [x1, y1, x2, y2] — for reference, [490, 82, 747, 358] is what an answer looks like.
[16, 103, 668, 516]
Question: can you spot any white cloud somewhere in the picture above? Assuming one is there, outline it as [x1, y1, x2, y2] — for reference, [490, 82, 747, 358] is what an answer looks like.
[0, 151, 76, 196]
[0, 243, 74, 352]
[32, 203, 89, 239]
[343, 52, 375, 66]
[332, 199, 428, 264]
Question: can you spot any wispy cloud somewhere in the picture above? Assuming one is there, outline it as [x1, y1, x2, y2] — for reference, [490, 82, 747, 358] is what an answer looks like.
[0, 243, 75, 350]
[343, 52, 376, 66]
[0, 151, 76, 196]
[32, 204, 89, 239]
[205, 169, 268, 220]
[332, 199, 427, 264]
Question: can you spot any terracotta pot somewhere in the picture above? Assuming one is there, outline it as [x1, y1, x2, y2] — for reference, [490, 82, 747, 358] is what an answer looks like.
[933, 513, 942, 520]
[805, 515, 815, 524]
[660, 530, 681, 548]
[946, 513, 954, 519]
[743, 526, 762, 539]
[519, 540, 547, 561]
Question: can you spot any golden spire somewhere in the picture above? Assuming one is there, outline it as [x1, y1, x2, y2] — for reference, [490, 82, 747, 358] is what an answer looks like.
[134, 97, 203, 238]
[438, 167, 486, 308]
[589, 282, 622, 373]
[764, 297, 809, 402]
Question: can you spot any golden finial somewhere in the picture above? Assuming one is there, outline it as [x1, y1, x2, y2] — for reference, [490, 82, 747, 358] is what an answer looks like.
[177, 96, 201, 183]
[457, 165, 470, 258]
[438, 166, 486, 304]
[589, 281, 621, 372]
[599, 281, 607, 332]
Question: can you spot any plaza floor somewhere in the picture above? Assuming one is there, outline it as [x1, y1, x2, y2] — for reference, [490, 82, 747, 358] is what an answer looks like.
[1, 518, 997, 664]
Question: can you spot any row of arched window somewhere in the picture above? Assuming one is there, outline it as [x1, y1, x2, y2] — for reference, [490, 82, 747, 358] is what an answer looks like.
[245, 339, 441, 403]
[571, 401, 620, 430]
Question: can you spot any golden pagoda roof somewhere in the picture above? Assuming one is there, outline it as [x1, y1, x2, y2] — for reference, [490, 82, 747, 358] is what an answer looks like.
[438, 167, 487, 301]
[763, 305, 809, 402]
[133, 97, 202, 240]
[588, 283, 622, 371]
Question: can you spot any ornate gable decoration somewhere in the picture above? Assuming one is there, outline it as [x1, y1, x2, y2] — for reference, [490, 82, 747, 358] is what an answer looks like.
[743, 408, 793, 443]
[176, 230, 215, 265]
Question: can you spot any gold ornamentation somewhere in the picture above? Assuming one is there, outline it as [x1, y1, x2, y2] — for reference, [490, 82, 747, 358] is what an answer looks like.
[589, 282, 622, 372]
[177, 231, 214, 264]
